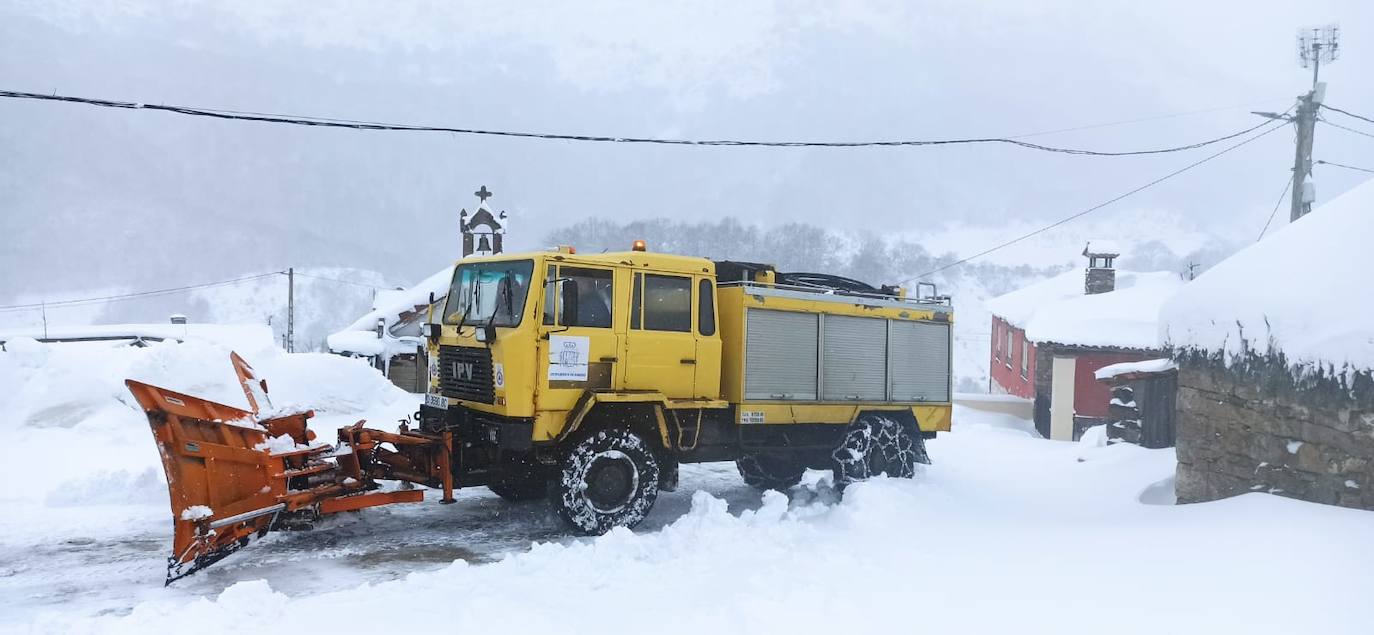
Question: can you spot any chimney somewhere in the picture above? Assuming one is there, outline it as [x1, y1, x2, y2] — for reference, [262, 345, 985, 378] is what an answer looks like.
[1082, 240, 1120, 295]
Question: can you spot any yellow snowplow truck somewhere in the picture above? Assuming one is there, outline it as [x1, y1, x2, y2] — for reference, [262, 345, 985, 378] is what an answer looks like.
[125, 243, 952, 582]
[421, 244, 952, 533]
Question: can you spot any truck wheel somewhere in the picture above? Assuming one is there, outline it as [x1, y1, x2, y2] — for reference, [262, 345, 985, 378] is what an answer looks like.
[831, 414, 930, 488]
[736, 453, 806, 491]
[550, 428, 661, 535]
[488, 453, 548, 501]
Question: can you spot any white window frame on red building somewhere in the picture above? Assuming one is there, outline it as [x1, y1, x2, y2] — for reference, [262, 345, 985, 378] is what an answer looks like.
[1005, 328, 1014, 370]
[1021, 340, 1030, 378]
[993, 321, 1001, 361]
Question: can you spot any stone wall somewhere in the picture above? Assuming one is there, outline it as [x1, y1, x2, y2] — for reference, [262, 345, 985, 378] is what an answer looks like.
[1175, 352, 1374, 511]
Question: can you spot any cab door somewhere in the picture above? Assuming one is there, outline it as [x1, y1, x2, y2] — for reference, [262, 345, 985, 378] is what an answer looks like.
[540, 264, 621, 398]
[622, 272, 696, 398]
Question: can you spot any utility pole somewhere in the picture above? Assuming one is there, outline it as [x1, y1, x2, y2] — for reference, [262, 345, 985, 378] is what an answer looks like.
[286, 267, 295, 353]
[1252, 26, 1339, 224]
[1290, 26, 1339, 222]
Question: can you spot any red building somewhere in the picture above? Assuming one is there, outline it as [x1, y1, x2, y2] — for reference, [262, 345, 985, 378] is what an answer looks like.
[985, 242, 1182, 441]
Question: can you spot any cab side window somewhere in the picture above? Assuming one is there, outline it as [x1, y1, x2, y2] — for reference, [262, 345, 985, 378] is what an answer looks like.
[548, 266, 614, 328]
[640, 274, 691, 332]
[698, 278, 716, 336]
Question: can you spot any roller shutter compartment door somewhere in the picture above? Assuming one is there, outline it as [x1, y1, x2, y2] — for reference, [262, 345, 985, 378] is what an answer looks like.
[889, 320, 951, 402]
[822, 315, 888, 401]
[744, 309, 818, 400]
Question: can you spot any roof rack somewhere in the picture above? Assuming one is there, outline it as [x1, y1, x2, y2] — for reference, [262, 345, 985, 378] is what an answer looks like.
[718, 280, 952, 311]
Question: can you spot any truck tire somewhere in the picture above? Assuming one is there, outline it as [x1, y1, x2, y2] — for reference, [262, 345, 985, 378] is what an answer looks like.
[736, 453, 806, 491]
[831, 413, 930, 488]
[549, 428, 661, 535]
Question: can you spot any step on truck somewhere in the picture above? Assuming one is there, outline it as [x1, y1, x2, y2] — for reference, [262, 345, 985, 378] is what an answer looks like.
[127, 243, 953, 582]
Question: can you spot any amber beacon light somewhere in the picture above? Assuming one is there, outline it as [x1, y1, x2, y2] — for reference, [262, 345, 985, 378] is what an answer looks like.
[632, 239, 647, 252]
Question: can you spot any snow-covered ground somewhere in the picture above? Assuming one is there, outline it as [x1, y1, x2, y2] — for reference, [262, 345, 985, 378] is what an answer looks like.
[3, 340, 1372, 634]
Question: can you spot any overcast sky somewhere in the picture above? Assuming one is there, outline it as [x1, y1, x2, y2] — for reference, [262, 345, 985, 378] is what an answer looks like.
[1, 0, 1370, 296]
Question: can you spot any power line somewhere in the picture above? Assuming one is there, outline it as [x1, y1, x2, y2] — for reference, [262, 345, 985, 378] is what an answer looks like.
[1005, 99, 1285, 140]
[1257, 174, 1294, 242]
[1320, 103, 1374, 126]
[0, 89, 1276, 155]
[0, 272, 283, 312]
[293, 272, 392, 290]
[1316, 159, 1374, 174]
[1320, 119, 1374, 140]
[902, 120, 1286, 281]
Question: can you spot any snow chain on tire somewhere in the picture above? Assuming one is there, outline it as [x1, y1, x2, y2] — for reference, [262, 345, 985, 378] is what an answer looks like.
[831, 413, 930, 488]
[550, 428, 661, 535]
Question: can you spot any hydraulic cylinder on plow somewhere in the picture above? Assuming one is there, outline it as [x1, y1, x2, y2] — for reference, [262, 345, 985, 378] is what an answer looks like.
[125, 353, 454, 584]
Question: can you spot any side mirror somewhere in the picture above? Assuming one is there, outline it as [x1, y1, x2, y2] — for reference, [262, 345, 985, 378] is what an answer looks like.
[423, 323, 441, 339]
[560, 278, 580, 325]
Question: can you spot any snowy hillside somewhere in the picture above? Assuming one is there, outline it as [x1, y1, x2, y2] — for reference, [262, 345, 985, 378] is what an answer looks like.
[0, 267, 405, 354]
[188, 267, 399, 351]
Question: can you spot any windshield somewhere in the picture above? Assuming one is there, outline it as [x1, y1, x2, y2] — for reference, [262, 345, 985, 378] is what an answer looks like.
[443, 260, 535, 328]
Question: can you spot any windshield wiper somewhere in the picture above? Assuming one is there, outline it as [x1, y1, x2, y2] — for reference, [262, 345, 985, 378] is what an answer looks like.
[454, 281, 477, 337]
[481, 274, 513, 347]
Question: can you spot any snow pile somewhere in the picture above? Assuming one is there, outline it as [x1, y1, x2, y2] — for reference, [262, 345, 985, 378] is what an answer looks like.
[254, 434, 312, 455]
[1083, 238, 1123, 255]
[986, 269, 1182, 349]
[1161, 177, 1374, 372]
[253, 352, 410, 416]
[0, 339, 410, 506]
[180, 506, 214, 522]
[1094, 358, 1177, 380]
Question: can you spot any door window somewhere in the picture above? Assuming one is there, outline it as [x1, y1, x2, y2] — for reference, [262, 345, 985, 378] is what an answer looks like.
[640, 274, 692, 332]
[546, 266, 614, 328]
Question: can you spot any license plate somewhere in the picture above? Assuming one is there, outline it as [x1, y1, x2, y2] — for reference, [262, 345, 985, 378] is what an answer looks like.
[425, 393, 448, 410]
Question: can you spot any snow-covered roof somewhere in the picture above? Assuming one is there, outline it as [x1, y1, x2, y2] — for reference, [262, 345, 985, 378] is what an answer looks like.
[1161, 177, 1374, 371]
[1083, 239, 1123, 256]
[986, 269, 1182, 349]
[0, 323, 274, 354]
[328, 264, 453, 355]
[1095, 358, 1177, 381]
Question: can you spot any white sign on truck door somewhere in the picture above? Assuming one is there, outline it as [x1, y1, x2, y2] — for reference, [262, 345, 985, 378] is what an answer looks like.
[548, 335, 590, 381]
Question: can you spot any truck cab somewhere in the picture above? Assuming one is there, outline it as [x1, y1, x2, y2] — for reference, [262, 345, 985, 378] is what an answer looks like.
[422, 248, 722, 444]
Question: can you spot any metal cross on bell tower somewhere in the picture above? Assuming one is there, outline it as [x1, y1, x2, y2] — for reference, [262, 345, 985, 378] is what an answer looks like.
[474, 185, 493, 203]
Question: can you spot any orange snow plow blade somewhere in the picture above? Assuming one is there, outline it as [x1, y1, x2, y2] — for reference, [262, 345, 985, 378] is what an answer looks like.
[126, 354, 453, 584]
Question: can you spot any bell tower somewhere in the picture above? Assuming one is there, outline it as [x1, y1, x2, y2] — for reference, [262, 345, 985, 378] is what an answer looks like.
[459, 185, 508, 257]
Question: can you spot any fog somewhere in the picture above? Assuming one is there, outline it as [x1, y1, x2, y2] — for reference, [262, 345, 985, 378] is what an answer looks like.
[2, 0, 1370, 307]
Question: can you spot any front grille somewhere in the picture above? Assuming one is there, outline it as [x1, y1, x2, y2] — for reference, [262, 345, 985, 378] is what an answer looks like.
[438, 346, 495, 404]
